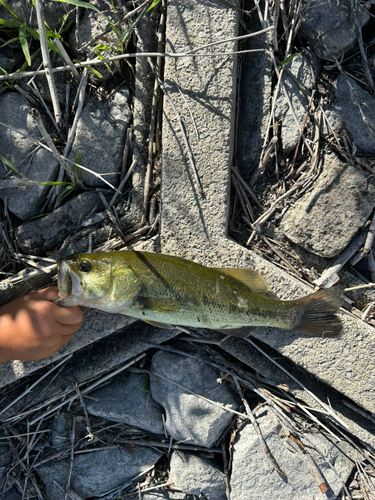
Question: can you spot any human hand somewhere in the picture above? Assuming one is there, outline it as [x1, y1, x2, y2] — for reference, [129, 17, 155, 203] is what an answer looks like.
[0, 287, 82, 363]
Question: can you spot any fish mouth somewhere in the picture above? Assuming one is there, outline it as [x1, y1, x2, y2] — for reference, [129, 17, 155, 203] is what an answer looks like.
[55, 260, 83, 306]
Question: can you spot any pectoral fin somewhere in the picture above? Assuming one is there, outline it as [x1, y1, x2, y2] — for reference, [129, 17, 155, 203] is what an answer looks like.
[215, 268, 270, 293]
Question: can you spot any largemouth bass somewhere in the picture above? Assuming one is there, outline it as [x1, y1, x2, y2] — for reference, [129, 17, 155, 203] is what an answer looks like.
[56, 251, 343, 337]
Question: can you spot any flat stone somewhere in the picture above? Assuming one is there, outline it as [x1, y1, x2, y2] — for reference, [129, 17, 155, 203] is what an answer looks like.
[275, 53, 319, 155]
[230, 407, 355, 500]
[220, 335, 375, 449]
[160, 0, 239, 256]
[300, 0, 370, 60]
[0, 92, 57, 220]
[150, 349, 240, 448]
[37, 445, 162, 500]
[169, 452, 226, 500]
[15, 191, 101, 255]
[68, 87, 130, 188]
[325, 73, 375, 154]
[279, 151, 375, 258]
[87, 372, 165, 434]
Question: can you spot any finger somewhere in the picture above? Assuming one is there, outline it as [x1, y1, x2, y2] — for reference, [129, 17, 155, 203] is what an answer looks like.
[32, 287, 59, 302]
[53, 305, 83, 326]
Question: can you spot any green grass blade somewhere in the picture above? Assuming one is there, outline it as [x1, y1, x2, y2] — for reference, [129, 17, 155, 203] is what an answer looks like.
[23, 25, 60, 53]
[146, 0, 161, 13]
[55, 184, 77, 208]
[0, 153, 22, 177]
[0, 0, 21, 20]
[19, 25, 31, 66]
[0, 18, 22, 27]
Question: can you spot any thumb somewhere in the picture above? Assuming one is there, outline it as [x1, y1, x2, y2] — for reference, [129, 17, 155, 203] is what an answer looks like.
[32, 287, 59, 302]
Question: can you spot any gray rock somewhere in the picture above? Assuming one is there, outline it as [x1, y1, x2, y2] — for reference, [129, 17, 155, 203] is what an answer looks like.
[68, 87, 130, 188]
[0, 441, 11, 491]
[0, 92, 57, 220]
[300, 0, 370, 60]
[230, 407, 355, 500]
[169, 452, 226, 500]
[275, 52, 319, 155]
[15, 191, 101, 255]
[87, 372, 165, 434]
[150, 350, 240, 448]
[280, 151, 375, 258]
[38, 445, 162, 500]
[1, 487, 22, 500]
[325, 73, 375, 154]
[51, 414, 72, 452]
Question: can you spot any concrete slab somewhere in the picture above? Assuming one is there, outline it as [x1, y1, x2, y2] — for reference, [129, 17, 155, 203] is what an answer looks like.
[160, 0, 375, 421]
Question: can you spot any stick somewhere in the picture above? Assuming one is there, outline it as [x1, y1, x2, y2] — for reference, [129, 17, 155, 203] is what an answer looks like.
[54, 38, 80, 81]
[34, 0, 62, 127]
[233, 377, 285, 478]
[287, 434, 328, 494]
[351, 211, 375, 265]
[142, 9, 165, 224]
[65, 417, 76, 500]
[231, 166, 264, 210]
[110, 159, 137, 207]
[30, 108, 80, 185]
[0, 27, 274, 82]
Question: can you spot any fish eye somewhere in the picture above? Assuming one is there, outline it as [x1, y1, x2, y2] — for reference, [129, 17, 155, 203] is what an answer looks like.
[79, 261, 92, 273]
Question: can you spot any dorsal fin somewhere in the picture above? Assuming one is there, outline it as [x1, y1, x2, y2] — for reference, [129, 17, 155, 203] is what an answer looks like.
[215, 268, 270, 292]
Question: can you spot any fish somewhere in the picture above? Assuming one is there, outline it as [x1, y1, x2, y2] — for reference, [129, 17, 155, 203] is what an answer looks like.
[55, 250, 343, 338]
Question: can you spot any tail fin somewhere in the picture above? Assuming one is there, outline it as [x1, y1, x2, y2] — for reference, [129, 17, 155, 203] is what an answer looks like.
[291, 287, 344, 337]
